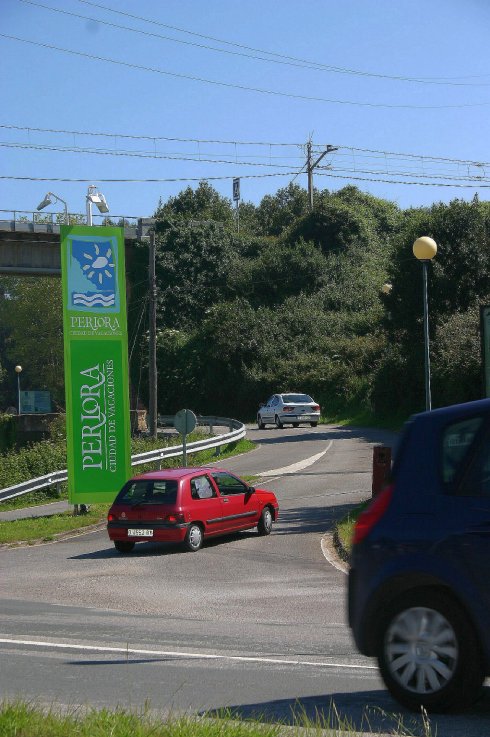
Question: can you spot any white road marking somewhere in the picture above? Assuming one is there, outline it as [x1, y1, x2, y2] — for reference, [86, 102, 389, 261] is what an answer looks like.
[258, 440, 333, 477]
[0, 637, 376, 670]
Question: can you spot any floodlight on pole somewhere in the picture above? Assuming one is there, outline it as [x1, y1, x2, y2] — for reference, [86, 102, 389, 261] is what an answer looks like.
[86, 185, 110, 225]
[36, 191, 69, 224]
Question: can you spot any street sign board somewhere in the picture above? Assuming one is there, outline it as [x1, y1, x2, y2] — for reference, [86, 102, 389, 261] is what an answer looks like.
[20, 390, 51, 414]
[174, 409, 197, 435]
[233, 178, 240, 201]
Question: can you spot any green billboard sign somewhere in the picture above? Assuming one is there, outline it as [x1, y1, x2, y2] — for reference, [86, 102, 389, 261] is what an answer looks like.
[60, 225, 131, 504]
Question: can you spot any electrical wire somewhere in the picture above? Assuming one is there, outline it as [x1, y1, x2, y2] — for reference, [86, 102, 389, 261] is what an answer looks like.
[3, 123, 489, 169]
[75, 0, 490, 86]
[2, 33, 489, 110]
[18, 0, 490, 88]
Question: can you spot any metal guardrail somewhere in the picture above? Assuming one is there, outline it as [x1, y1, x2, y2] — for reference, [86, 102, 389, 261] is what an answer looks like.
[0, 416, 246, 503]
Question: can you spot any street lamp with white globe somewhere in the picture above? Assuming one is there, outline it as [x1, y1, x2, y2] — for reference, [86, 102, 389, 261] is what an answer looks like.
[14, 365, 22, 415]
[413, 236, 437, 411]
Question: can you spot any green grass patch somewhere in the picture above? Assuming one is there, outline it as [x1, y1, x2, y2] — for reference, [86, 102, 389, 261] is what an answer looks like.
[0, 505, 109, 545]
[0, 699, 439, 737]
[334, 501, 370, 556]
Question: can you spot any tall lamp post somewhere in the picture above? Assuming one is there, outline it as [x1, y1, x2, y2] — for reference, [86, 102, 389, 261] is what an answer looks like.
[14, 365, 22, 415]
[413, 236, 437, 411]
[37, 192, 69, 224]
[86, 184, 109, 225]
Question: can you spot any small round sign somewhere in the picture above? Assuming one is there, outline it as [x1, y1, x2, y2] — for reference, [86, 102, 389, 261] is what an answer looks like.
[174, 409, 197, 435]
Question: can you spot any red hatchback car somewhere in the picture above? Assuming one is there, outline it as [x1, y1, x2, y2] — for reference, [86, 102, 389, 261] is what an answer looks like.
[107, 466, 279, 553]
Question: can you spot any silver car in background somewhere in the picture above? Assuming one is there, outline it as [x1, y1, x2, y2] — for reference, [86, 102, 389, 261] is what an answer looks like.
[257, 393, 321, 429]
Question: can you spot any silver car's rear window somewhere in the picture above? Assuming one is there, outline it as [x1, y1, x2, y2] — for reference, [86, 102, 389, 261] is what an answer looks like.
[282, 394, 313, 403]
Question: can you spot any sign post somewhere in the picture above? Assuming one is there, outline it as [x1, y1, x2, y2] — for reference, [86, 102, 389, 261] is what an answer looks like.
[60, 225, 131, 505]
[232, 178, 240, 233]
[174, 409, 197, 466]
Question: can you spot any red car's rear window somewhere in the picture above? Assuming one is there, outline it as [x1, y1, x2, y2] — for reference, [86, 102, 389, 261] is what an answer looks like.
[115, 479, 178, 505]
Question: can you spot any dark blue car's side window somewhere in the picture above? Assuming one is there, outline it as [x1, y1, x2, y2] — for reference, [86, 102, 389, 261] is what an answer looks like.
[442, 417, 483, 488]
[457, 423, 490, 498]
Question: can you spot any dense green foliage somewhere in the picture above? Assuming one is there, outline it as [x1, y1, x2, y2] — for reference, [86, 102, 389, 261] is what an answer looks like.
[1, 183, 489, 424]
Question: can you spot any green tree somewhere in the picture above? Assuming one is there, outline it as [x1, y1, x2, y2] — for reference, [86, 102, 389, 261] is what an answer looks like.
[256, 183, 309, 236]
[155, 181, 234, 225]
[0, 276, 64, 409]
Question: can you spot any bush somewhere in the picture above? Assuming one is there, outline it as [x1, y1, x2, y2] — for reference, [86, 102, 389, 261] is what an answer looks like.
[0, 414, 16, 453]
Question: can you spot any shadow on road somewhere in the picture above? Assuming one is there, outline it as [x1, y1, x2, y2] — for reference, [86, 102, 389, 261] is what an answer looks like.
[252, 425, 398, 449]
[274, 501, 360, 535]
[205, 685, 490, 736]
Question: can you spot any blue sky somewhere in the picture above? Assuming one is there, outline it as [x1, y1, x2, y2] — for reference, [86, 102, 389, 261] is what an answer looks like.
[2, 0, 490, 222]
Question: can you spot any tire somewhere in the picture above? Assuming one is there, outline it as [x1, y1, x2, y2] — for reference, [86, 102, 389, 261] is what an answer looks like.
[114, 541, 135, 553]
[274, 414, 283, 429]
[310, 422, 318, 427]
[257, 414, 266, 430]
[184, 523, 204, 552]
[376, 588, 484, 712]
[257, 506, 273, 536]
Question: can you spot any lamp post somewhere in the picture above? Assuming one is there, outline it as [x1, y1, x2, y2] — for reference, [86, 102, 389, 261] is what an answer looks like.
[86, 184, 109, 225]
[36, 192, 69, 224]
[14, 365, 22, 415]
[413, 236, 437, 411]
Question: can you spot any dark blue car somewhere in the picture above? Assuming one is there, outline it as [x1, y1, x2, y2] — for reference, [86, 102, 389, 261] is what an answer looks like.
[348, 398, 490, 712]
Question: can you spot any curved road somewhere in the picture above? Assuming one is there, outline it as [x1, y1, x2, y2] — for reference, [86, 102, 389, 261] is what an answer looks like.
[1, 424, 489, 736]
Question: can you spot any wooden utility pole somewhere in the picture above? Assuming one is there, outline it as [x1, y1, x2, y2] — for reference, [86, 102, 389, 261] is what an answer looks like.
[148, 229, 158, 438]
[306, 140, 338, 211]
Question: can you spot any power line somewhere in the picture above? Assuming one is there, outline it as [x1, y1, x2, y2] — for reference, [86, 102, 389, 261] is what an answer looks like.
[2, 141, 489, 186]
[0, 123, 301, 147]
[18, 0, 490, 88]
[2, 33, 489, 110]
[75, 0, 490, 86]
[3, 123, 490, 169]
[0, 141, 301, 168]
[0, 172, 298, 183]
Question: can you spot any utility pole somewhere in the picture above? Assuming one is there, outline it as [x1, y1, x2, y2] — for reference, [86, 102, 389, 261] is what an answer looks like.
[148, 229, 158, 438]
[306, 140, 338, 211]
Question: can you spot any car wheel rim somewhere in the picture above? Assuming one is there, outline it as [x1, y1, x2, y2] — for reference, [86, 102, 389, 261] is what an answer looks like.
[189, 526, 202, 549]
[263, 509, 272, 531]
[385, 606, 458, 694]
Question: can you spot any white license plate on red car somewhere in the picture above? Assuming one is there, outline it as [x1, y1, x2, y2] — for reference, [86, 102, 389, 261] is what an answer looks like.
[128, 529, 153, 537]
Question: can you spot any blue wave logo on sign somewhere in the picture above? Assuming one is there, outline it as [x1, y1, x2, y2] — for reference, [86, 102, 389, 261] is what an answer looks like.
[68, 237, 119, 312]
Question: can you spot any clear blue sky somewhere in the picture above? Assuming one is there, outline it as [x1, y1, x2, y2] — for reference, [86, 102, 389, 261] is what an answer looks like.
[2, 0, 490, 221]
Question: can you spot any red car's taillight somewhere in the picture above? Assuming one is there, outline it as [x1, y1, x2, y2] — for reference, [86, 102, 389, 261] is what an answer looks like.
[165, 512, 185, 524]
[352, 484, 393, 545]
[107, 513, 115, 522]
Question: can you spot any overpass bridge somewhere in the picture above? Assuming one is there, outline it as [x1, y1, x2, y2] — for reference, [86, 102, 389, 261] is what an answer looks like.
[0, 210, 154, 275]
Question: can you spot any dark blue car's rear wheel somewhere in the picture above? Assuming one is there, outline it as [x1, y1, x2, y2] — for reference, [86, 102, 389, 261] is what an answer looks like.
[377, 589, 484, 712]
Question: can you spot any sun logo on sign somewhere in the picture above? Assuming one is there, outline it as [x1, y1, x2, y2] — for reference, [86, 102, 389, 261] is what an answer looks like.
[82, 243, 115, 286]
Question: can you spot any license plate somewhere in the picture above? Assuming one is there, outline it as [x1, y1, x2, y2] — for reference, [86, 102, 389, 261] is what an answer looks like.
[128, 528, 153, 537]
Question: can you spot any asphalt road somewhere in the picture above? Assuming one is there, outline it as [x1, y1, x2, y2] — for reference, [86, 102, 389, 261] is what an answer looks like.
[1, 424, 489, 736]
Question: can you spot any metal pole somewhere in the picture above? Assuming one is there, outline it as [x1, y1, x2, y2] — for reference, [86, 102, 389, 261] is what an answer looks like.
[422, 260, 432, 411]
[86, 196, 92, 226]
[307, 140, 313, 212]
[17, 373, 21, 415]
[148, 230, 158, 438]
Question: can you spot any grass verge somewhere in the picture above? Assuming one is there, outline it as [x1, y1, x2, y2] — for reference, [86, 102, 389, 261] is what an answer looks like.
[333, 501, 369, 561]
[0, 699, 438, 737]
